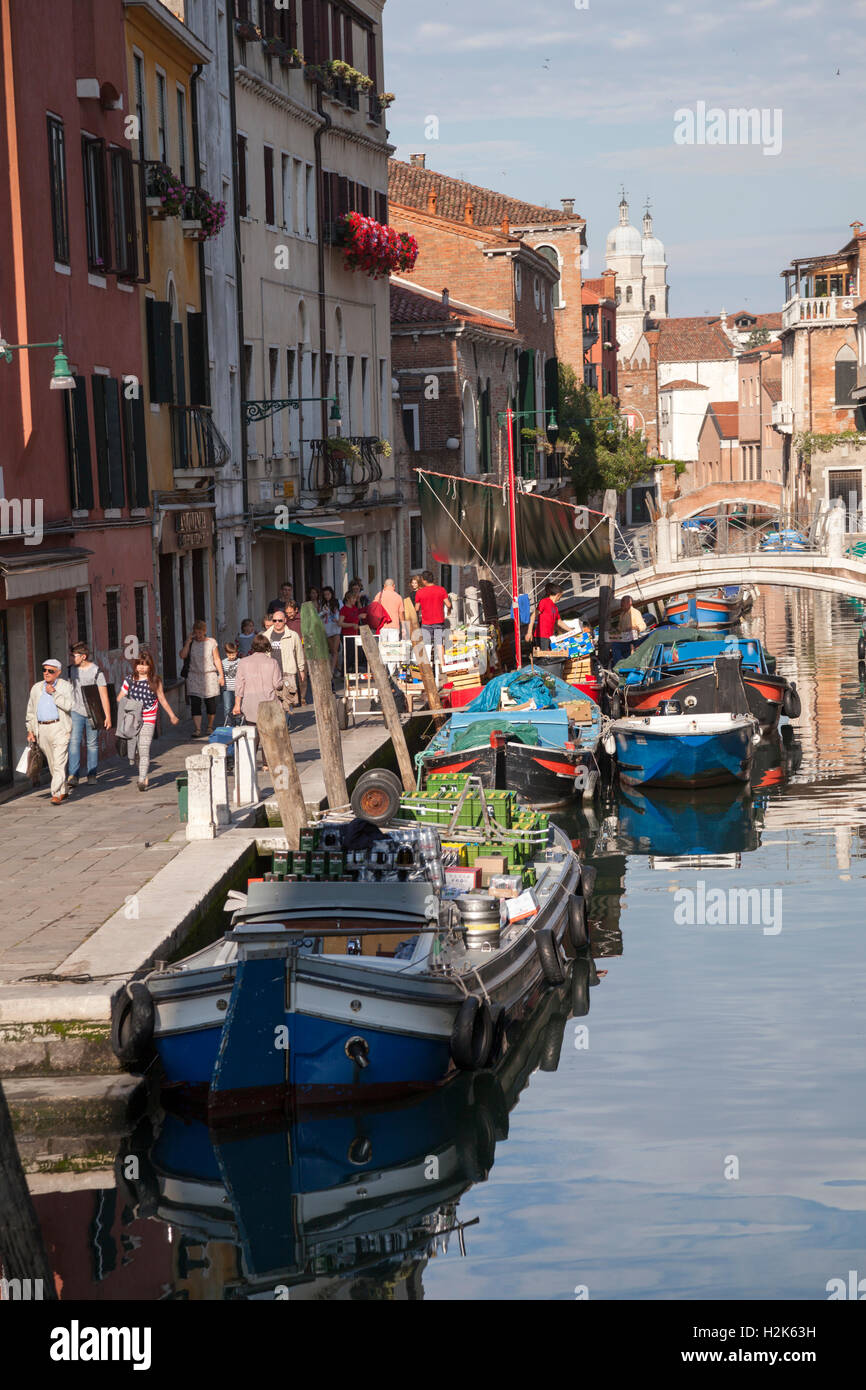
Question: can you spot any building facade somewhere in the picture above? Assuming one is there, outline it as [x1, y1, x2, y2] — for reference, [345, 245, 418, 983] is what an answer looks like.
[232, 0, 398, 614]
[581, 271, 618, 398]
[0, 0, 155, 784]
[775, 226, 866, 525]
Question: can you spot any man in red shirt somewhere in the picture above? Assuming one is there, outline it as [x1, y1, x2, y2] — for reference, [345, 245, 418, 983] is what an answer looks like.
[415, 570, 452, 660]
[533, 584, 567, 651]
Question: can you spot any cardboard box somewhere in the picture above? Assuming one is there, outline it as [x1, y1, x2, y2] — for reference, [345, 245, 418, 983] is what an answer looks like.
[504, 888, 539, 923]
[474, 854, 507, 886]
[445, 867, 481, 893]
[559, 699, 593, 723]
[488, 873, 523, 899]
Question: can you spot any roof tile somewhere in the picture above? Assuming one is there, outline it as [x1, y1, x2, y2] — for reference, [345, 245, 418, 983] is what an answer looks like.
[388, 159, 581, 229]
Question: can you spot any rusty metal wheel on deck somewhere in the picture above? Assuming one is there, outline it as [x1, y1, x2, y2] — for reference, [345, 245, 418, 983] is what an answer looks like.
[350, 769, 403, 824]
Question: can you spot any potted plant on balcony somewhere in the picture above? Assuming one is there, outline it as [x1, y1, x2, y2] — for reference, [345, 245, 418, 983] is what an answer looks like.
[372, 438, 392, 457]
[235, 19, 259, 41]
[261, 34, 288, 57]
[279, 48, 304, 68]
[327, 59, 374, 92]
[182, 188, 227, 240]
[378, 92, 395, 108]
[146, 162, 186, 219]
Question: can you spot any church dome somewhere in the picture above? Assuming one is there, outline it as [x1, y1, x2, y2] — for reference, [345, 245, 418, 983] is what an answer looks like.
[641, 207, 666, 265]
[606, 194, 642, 257]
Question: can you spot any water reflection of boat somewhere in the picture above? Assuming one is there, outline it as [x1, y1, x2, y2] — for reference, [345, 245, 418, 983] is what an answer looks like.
[609, 784, 760, 858]
[751, 729, 802, 792]
[115, 962, 593, 1300]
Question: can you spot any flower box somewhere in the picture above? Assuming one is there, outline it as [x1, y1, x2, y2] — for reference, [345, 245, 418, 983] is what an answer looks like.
[261, 36, 288, 57]
[279, 49, 304, 68]
[235, 20, 259, 41]
[182, 219, 205, 240]
[182, 187, 227, 241]
[146, 162, 186, 217]
[146, 196, 167, 219]
[335, 212, 419, 279]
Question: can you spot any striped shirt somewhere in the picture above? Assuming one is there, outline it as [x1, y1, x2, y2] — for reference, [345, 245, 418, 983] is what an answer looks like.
[121, 677, 158, 725]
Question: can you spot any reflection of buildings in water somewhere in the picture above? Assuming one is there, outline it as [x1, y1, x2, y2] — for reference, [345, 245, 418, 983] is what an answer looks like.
[100, 967, 593, 1301]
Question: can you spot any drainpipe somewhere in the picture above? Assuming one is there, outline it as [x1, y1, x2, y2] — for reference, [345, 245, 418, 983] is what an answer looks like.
[314, 86, 332, 448]
[227, 16, 248, 537]
[190, 60, 218, 632]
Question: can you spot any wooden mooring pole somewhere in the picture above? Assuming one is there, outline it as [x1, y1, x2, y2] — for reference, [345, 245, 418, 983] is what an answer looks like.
[359, 625, 416, 792]
[256, 699, 307, 851]
[302, 603, 349, 809]
[404, 597, 447, 725]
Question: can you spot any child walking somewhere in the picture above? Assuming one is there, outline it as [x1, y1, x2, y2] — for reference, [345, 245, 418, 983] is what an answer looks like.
[222, 640, 240, 721]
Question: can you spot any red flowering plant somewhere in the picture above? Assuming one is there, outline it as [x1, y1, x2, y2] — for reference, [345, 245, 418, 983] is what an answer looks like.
[336, 213, 419, 278]
[146, 162, 186, 217]
[183, 187, 227, 240]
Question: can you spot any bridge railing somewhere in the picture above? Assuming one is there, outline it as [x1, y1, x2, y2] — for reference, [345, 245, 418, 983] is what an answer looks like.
[678, 507, 827, 559]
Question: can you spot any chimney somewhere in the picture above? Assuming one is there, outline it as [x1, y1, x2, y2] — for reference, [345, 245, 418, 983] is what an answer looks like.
[427, 188, 437, 214]
[442, 287, 450, 312]
[561, 198, 575, 215]
[410, 153, 426, 168]
[464, 198, 474, 226]
[501, 214, 510, 236]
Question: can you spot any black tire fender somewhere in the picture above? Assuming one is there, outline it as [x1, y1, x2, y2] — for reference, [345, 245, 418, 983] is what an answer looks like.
[782, 684, 801, 719]
[567, 894, 589, 950]
[450, 995, 493, 1071]
[539, 1010, 567, 1072]
[350, 768, 403, 824]
[571, 956, 591, 1017]
[110, 981, 155, 1073]
[486, 1002, 507, 1068]
[535, 925, 565, 986]
[608, 690, 623, 721]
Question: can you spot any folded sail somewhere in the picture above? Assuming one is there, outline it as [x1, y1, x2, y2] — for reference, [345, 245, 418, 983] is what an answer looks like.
[417, 471, 624, 574]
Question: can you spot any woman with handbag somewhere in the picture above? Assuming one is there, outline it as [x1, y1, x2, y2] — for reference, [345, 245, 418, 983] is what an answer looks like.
[180, 619, 224, 740]
[119, 650, 179, 791]
[232, 635, 283, 765]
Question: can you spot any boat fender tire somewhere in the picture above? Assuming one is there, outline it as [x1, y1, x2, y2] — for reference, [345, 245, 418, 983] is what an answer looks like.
[471, 1070, 509, 1141]
[110, 981, 155, 1073]
[567, 894, 589, 950]
[350, 768, 403, 825]
[782, 684, 801, 719]
[608, 691, 623, 721]
[571, 957, 591, 1017]
[450, 995, 493, 1071]
[539, 1009, 568, 1072]
[582, 769, 600, 802]
[456, 1096, 497, 1182]
[486, 1002, 507, 1068]
[535, 926, 565, 986]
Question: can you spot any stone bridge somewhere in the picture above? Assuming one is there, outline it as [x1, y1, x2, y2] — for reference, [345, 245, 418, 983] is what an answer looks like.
[579, 499, 866, 605]
[669, 480, 783, 521]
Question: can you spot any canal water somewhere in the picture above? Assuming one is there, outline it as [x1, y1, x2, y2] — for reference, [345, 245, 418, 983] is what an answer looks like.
[31, 590, 866, 1300]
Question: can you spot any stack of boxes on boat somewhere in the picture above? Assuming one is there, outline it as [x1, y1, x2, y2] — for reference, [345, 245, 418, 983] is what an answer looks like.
[438, 626, 494, 707]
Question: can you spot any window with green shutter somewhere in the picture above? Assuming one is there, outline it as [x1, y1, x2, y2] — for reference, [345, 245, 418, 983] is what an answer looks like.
[64, 377, 94, 510]
[91, 376, 126, 509]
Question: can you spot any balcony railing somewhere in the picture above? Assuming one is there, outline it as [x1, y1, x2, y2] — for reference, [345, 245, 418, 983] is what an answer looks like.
[170, 405, 231, 472]
[781, 294, 856, 329]
[306, 436, 384, 495]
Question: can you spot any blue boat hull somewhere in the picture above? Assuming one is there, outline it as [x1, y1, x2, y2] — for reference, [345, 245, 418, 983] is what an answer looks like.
[614, 723, 754, 788]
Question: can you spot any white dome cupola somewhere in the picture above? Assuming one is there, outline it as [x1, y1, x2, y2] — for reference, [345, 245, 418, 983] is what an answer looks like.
[605, 191, 642, 258]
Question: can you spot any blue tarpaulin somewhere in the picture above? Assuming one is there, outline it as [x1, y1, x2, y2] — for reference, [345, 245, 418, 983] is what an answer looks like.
[464, 666, 588, 713]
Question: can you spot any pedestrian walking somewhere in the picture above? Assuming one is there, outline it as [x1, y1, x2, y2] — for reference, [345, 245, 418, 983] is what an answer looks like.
[179, 619, 224, 739]
[266, 582, 294, 619]
[373, 578, 404, 631]
[222, 641, 239, 721]
[262, 609, 305, 712]
[319, 586, 342, 676]
[282, 600, 308, 703]
[415, 570, 453, 662]
[233, 635, 283, 762]
[237, 618, 256, 657]
[66, 641, 111, 786]
[118, 650, 179, 791]
[25, 658, 73, 804]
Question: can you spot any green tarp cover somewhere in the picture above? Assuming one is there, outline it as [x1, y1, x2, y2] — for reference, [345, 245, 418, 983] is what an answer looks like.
[451, 719, 541, 752]
[616, 625, 721, 672]
[417, 472, 624, 574]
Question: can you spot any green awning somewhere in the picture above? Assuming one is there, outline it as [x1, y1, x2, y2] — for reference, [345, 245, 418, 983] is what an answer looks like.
[259, 521, 347, 555]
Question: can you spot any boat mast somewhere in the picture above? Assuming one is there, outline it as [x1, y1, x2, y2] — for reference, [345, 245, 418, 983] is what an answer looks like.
[505, 402, 522, 669]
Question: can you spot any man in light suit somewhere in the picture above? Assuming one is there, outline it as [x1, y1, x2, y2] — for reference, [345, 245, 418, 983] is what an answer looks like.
[25, 658, 73, 803]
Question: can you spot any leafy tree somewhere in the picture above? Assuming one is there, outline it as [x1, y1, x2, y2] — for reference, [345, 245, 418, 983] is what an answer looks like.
[745, 327, 770, 349]
[557, 363, 653, 500]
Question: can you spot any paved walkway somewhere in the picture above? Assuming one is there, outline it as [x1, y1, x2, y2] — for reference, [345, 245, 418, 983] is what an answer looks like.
[0, 706, 391, 985]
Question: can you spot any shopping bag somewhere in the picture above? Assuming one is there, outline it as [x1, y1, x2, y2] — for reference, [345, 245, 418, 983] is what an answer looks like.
[26, 743, 45, 784]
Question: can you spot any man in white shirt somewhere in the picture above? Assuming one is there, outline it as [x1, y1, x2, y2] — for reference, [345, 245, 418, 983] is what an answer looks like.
[261, 610, 306, 711]
[67, 642, 111, 786]
[25, 658, 73, 803]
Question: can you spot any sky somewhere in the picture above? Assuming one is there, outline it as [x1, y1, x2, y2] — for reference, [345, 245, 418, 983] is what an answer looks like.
[383, 0, 865, 317]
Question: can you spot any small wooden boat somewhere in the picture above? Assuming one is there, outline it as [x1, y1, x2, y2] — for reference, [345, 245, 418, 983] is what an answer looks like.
[610, 711, 758, 788]
[619, 638, 800, 733]
[665, 589, 743, 628]
[118, 805, 591, 1115]
[420, 668, 603, 806]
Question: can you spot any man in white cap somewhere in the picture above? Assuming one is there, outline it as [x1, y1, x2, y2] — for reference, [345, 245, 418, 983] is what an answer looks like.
[25, 658, 73, 804]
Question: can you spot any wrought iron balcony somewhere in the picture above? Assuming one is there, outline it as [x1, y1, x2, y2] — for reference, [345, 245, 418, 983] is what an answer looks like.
[306, 436, 384, 495]
[170, 405, 231, 472]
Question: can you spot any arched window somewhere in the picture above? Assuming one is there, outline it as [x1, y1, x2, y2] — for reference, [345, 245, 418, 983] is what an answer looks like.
[462, 381, 478, 475]
[615, 287, 621, 307]
[649, 294, 656, 312]
[626, 285, 633, 303]
[535, 245, 562, 308]
[514, 263, 522, 300]
[835, 343, 856, 404]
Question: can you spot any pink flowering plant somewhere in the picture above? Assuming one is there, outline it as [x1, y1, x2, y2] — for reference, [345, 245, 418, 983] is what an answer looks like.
[336, 212, 419, 278]
[147, 162, 186, 217]
[183, 187, 228, 240]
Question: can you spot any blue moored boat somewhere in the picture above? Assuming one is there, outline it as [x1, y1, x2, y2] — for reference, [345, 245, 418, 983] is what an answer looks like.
[610, 711, 758, 789]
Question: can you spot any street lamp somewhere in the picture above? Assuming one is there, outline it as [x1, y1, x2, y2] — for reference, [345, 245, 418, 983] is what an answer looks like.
[0, 335, 75, 390]
[495, 404, 558, 667]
